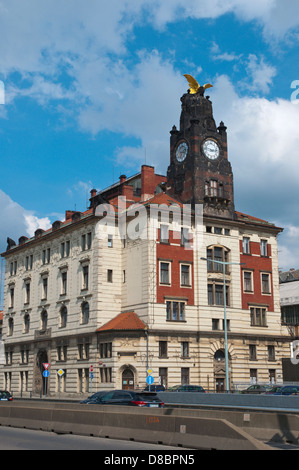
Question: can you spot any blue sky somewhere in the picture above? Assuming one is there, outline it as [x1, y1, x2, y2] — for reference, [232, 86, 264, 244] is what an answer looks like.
[1, 0, 299, 280]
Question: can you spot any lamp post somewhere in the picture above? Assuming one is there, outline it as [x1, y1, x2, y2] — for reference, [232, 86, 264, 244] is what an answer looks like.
[201, 257, 245, 392]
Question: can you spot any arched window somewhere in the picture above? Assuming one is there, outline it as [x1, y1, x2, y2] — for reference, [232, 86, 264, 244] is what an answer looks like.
[60, 306, 67, 328]
[24, 313, 30, 333]
[207, 245, 229, 273]
[41, 310, 48, 331]
[81, 302, 89, 324]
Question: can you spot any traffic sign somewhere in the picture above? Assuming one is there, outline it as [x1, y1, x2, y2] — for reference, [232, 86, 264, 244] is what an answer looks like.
[147, 368, 153, 375]
[43, 363, 50, 370]
[57, 369, 65, 377]
[90, 365, 93, 372]
[43, 370, 49, 378]
[146, 375, 154, 385]
[91, 372, 94, 379]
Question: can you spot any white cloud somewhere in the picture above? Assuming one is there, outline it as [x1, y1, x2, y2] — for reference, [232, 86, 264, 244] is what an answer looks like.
[0, 189, 51, 253]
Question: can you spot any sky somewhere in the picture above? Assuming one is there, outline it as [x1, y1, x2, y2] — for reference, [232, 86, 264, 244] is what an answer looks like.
[1, 0, 299, 293]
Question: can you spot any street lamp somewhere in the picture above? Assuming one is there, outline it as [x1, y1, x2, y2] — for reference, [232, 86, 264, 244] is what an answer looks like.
[201, 257, 245, 392]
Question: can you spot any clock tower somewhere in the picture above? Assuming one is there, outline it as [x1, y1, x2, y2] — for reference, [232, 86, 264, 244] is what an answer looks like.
[166, 76, 235, 219]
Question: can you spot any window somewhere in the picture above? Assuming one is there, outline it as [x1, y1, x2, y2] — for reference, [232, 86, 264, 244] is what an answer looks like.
[82, 232, 92, 251]
[208, 283, 230, 306]
[249, 344, 257, 361]
[24, 314, 30, 334]
[81, 302, 89, 324]
[82, 265, 89, 290]
[57, 344, 67, 361]
[181, 367, 189, 385]
[108, 234, 113, 248]
[242, 237, 250, 254]
[60, 306, 67, 328]
[181, 227, 190, 246]
[260, 239, 268, 256]
[25, 255, 33, 271]
[207, 246, 229, 272]
[61, 241, 70, 258]
[160, 261, 170, 285]
[159, 341, 167, 358]
[250, 307, 267, 327]
[41, 310, 48, 331]
[243, 271, 253, 292]
[42, 248, 50, 265]
[78, 368, 89, 392]
[9, 286, 14, 308]
[24, 281, 30, 304]
[78, 341, 90, 360]
[268, 345, 275, 361]
[10, 261, 17, 276]
[61, 271, 67, 295]
[212, 319, 219, 330]
[107, 269, 113, 282]
[42, 277, 48, 300]
[250, 369, 257, 384]
[159, 368, 168, 388]
[261, 273, 271, 294]
[99, 342, 112, 358]
[8, 318, 14, 336]
[100, 368, 112, 383]
[160, 224, 169, 243]
[20, 348, 29, 364]
[181, 342, 189, 358]
[180, 264, 191, 286]
[166, 300, 185, 321]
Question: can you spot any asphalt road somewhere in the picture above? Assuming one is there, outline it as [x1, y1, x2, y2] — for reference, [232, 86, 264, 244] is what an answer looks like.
[0, 425, 189, 451]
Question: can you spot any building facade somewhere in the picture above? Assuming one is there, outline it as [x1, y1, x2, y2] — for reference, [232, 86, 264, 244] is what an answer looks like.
[0, 80, 292, 397]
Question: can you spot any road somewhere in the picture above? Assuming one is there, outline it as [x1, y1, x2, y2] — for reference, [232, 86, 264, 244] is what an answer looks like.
[0, 425, 189, 451]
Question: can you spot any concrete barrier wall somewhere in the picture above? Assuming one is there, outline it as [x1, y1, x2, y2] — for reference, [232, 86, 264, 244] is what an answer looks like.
[158, 392, 299, 411]
[0, 402, 270, 450]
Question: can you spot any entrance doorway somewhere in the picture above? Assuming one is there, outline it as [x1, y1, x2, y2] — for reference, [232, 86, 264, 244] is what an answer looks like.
[35, 349, 49, 395]
[122, 368, 134, 390]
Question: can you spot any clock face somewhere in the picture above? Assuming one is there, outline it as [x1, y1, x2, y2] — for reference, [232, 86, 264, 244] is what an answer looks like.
[176, 141, 188, 162]
[203, 139, 220, 160]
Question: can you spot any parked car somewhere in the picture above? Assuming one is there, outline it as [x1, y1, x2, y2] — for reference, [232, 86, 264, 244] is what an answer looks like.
[0, 391, 13, 401]
[143, 385, 165, 392]
[82, 390, 164, 407]
[272, 385, 299, 395]
[263, 385, 283, 394]
[241, 385, 272, 394]
[166, 384, 206, 393]
[80, 391, 109, 404]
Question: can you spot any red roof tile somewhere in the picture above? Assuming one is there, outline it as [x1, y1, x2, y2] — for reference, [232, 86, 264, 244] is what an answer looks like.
[96, 311, 147, 332]
[97, 312, 146, 331]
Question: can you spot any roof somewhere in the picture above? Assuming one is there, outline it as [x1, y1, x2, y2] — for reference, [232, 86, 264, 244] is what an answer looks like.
[279, 269, 299, 283]
[235, 211, 281, 229]
[0, 311, 3, 322]
[96, 311, 147, 332]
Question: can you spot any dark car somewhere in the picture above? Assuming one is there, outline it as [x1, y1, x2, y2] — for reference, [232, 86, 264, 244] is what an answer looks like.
[0, 391, 13, 401]
[88, 390, 164, 407]
[80, 391, 108, 404]
[272, 385, 299, 395]
[241, 384, 272, 394]
[143, 385, 165, 392]
[263, 385, 283, 394]
[166, 384, 206, 393]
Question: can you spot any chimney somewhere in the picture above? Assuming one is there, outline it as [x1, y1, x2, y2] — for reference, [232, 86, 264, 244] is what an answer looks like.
[65, 210, 75, 220]
[119, 175, 127, 184]
[141, 165, 155, 201]
[90, 189, 97, 198]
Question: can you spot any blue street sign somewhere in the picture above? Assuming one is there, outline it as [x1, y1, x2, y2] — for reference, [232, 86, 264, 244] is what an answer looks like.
[91, 372, 94, 379]
[146, 375, 154, 385]
[43, 370, 49, 378]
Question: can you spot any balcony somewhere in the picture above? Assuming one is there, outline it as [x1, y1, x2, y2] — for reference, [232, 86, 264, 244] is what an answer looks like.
[34, 328, 52, 340]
